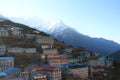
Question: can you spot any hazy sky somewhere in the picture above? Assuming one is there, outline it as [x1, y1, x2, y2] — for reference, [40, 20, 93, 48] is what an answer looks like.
[0, 0, 120, 43]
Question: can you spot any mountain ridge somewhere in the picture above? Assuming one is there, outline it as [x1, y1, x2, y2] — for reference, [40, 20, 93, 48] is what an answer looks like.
[8, 17, 120, 56]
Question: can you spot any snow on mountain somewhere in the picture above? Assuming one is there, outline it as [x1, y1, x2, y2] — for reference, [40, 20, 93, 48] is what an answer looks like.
[9, 16, 49, 32]
[8, 16, 120, 55]
[9, 17, 68, 34]
[48, 20, 68, 34]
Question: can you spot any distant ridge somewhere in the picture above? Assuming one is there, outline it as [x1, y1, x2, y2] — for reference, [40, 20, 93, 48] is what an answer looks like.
[110, 50, 120, 60]
[9, 17, 120, 56]
[47, 21, 120, 56]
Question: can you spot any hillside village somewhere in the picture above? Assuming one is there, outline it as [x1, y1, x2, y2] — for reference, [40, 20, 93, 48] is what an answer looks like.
[0, 19, 115, 80]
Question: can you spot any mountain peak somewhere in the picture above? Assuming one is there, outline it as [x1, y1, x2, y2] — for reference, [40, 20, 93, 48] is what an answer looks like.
[55, 20, 63, 25]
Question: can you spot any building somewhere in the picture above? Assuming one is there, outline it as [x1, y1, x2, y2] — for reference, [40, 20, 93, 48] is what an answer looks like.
[25, 66, 62, 80]
[48, 57, 68, 66]
[0, 30, 9, 37]
[0, 57, 14, 71]
[68, 58, 78, 63]
[4, 68, 21, 79]
[88, 58, 99, 67]
[58, 63, 89, 80]
[42, 48, 68, 66]
[25, 34, 37, 39]
[64, 48, 73, 54]
[19, 71, 29, 80]
[7, 47, 36, 54]
[35, 36, 54, 46]
[42, 48, 58, 55]
[10, 27, 23, 37]
[0, 45, 6, 55]
[79, 52, 91, 58]
[70, 65, 89, 79]
[41, 44, 52, 49]
[43, 66, 61, 80]
[30, 71, 47, 80]
[0, 68, 21, 79]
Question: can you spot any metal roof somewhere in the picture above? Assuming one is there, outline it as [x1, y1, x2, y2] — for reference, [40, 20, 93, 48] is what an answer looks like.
[0, 72, 7, 76]
[0, 57, 14, 60]
[4, 68, 20, 75]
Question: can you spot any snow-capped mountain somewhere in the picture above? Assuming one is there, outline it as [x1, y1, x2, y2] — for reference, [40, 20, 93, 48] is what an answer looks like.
[9, 17, 120, 56]
[10, 16, 49, 32]
[48, 21, 120, 56]
[48, 20, 68, 36]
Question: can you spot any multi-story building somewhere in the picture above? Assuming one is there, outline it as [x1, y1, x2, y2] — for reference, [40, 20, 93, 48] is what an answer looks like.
[0, 57, 14, 71]
[70, 66, 89, 79]
[42, 48, 58, 55]
[0, 30, 9, 37]
[42, 48, 68, 66]
[48, 57, 68, 66]
[88, 58, 99, 67]
[30, 71, 47, 80]
[25, 34, 37, 39]
[0, 45, 6, 55]
[25, 66, 62, 80]
[35, 36, 54, 46]
[7, 47, 36, 54]
[10, 27, 23, 37]
[68, 58, 78, 63]
[43, 66, 61, 80]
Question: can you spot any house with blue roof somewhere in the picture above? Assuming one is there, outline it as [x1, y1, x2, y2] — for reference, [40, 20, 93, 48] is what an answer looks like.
[0, 68, 21, 79]
[4, 68, 21, 79]
[0, 72, 7, 79]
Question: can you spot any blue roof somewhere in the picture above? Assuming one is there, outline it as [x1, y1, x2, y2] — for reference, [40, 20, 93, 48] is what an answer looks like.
[0, 72, 7, 76]
[4, 68, 20, 75]
[57, 63, 87, 68]
[0, 57, 14, 60]
[84, 64, 93, 67]
[56, 65, 65, 68]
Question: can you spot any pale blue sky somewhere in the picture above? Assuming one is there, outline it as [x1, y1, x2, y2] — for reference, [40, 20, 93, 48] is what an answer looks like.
[0, 0, 120, 43]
